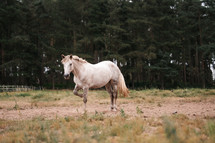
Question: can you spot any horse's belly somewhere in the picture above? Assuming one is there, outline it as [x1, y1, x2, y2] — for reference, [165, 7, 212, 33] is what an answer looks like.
[89, 72, 111, 88]
[89, 78, 110, 88]
[74, 73, 110, 89]
[90, 84, 104, 89]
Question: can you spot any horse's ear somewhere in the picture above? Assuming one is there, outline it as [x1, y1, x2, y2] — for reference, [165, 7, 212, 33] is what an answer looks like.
[61, 54, 65, 59]
[70, 54, 73, 59]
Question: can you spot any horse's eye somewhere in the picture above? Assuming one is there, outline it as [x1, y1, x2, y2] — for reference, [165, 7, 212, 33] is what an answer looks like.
[70, 63, 72, 66]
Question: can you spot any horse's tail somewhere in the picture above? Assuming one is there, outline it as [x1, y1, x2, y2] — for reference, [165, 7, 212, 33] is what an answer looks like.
[118, 72, 129, 97]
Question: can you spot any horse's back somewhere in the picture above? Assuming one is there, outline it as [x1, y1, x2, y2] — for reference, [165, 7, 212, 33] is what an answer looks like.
[94, 61, 119, 72]
[94, 61, 120, 80]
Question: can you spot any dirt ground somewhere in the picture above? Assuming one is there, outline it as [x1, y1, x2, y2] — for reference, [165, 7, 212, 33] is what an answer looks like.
[1, 96, 215, 120]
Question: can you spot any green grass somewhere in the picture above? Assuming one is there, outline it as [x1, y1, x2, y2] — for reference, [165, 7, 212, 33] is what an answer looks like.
[206, 121, 215, 142]
[129, 88, 215, 98]
[15, 93, 31, 97]
[0, 88, 214, 101]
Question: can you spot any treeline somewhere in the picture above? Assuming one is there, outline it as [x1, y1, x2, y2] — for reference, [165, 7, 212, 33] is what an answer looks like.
[0, 0, 215, 89]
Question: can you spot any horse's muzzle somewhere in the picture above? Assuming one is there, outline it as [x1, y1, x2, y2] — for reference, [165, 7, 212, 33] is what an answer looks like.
[64, 74, 70, 79]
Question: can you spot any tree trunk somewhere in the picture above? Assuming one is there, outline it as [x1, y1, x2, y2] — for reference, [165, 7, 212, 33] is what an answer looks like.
[1, 45, 4, 84]
[183, 47, 187, 85]
[198, 11, 204, 88]
[73, 30, 77, 53]
[50, 37, 54, 47]
[52, 74, 55, 89]
[94, 50, 98, 63]
[201, 60, 205, 88]
[195, 43, 199, 84]
[132, 72, 135, 89]
[148, 63, 151, 87]
[160, 72, 164, 89]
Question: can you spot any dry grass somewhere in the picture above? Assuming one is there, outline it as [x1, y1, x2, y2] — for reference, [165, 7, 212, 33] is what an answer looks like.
[0, 89, 215, 143]
[0, 113, 215, 143]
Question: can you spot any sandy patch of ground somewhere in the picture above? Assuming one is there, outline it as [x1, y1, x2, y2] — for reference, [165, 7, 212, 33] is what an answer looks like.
[0, 96, 215, 120]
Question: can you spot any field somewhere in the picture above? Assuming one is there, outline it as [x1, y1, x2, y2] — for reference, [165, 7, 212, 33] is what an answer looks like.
[0, 89, 215, 143]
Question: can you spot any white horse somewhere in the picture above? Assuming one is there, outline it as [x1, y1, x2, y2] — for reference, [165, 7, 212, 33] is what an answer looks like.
[61, 54, 129, 111]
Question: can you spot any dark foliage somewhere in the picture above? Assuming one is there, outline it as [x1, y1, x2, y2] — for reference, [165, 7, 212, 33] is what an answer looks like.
[0, 0, 215, 89]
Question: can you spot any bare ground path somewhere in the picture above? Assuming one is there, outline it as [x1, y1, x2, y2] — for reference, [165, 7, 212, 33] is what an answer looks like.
[1, 96, 215, 120]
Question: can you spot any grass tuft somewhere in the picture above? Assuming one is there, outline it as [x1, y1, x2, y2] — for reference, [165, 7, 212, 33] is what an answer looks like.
[15, 93, 31, 97]
[32, 94, 44, 99]
[136, 106, 143, 114]
[91, 111, 105, 121]
[163, 117, 180, 143]
[120, 109, 127, 118]
[206, 120, 215, 142]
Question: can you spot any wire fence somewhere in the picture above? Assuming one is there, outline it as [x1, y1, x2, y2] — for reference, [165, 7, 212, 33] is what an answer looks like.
[0, 85, 41, 92]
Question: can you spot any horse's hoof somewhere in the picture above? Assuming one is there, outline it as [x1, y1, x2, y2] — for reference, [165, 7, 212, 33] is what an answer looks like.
[114, 106, 118, 110]
[111, 107, 117, 112]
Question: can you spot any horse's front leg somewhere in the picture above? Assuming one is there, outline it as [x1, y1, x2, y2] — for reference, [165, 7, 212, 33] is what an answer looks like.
[73, 85, 83, 98]
[83, 87, 89, 110]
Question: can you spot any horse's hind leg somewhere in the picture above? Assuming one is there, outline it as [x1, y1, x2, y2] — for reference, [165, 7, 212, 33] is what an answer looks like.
[106, 80, 118, 111]
[112, 82, 118, 111]
[105, 82, 114, 110]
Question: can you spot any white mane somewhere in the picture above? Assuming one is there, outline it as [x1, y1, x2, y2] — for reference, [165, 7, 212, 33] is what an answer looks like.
[72, 55, 88, 63]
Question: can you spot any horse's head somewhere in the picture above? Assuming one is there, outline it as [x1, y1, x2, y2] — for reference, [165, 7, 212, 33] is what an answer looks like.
[61, 54, 73, 79]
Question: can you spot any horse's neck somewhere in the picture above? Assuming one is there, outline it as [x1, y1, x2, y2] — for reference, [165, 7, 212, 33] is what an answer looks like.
[72, 61, 88, 78]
